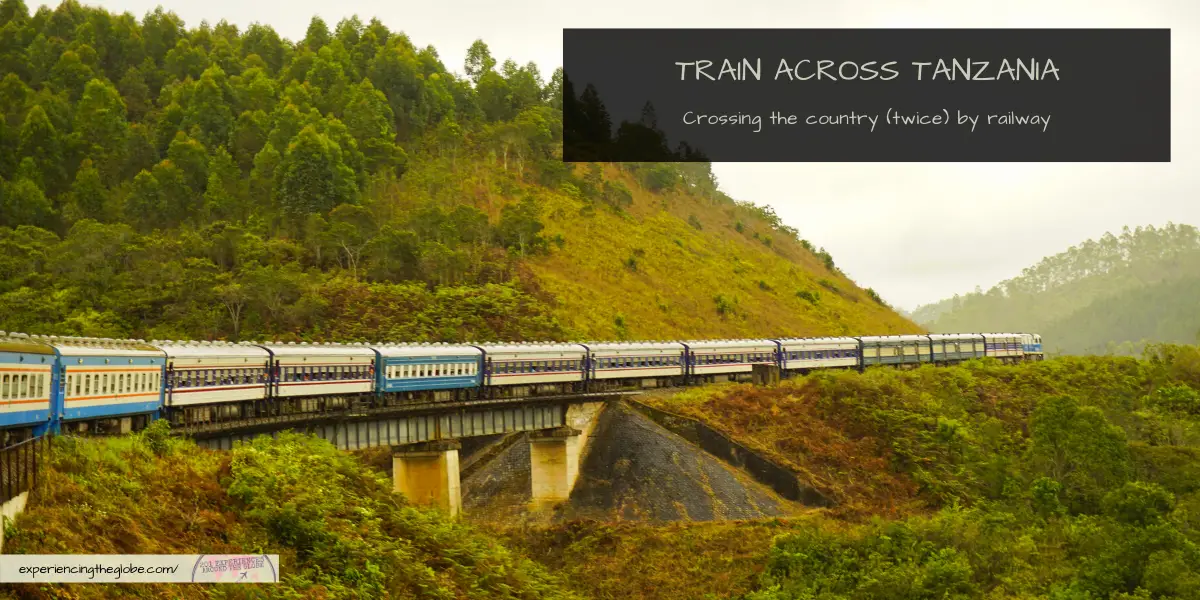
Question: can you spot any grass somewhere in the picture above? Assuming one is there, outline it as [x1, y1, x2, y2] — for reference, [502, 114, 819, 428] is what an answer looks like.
[0, 424, 579, 600]
[527, 165, 922, 340]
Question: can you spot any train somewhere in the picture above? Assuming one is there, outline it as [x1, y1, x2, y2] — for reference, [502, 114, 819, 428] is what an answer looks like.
[0, 331, 1044, 443]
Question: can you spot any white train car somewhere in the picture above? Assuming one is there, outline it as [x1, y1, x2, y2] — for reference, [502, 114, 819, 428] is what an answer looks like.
[260, 342, 376, 400]
[982, 333, 1025, 362]
[373, 343, 483, 399]
[479, 343, 587, 390]
[585, 342, 687, 386]
[685, 339, 778, 380]
[776, 337, 860, 371]
[0, 333, 56, 440]
[156, 341, 270, 423]
[53, 336, 166, 432]
[928, 333, 985, 363]
[1022, 333, 1045, 361]
[858, 335, 931, 367]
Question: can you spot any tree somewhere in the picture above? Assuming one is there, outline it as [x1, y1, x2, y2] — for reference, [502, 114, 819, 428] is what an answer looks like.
[463, 39, 495, 85]
[327, 203, 375, 278]
[497, 195, 547, 256]
[1, 176, 53, 228]
[274, 126, 357, 221]
[16, 104, 65, 195]
[182, 65, 234, 149]
[203, 147, 243, 222]
[216, 276, 248, 339]
[303, 16, 330, 51]
[249, 142, 280, 206]
[1029, 395, 1132, 513]
[341, 79, 403, 172]
[165, 131, 209, 192]
[123, 169, 162, 231]
[74, 78, 128, 183]
[65, 158, 106, 223]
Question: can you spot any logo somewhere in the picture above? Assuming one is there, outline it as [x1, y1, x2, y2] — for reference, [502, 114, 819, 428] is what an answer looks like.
[191, 555, 278, 583]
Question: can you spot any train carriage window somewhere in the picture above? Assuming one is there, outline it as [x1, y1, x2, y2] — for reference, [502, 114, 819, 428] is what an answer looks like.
[18, 374, 27, 398]
[1, 374, 7, 399]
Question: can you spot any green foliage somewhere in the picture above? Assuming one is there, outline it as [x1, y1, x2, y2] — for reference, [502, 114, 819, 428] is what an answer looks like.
[1102, 481, 1175, 526]
[226, 433, 577, 599]
[796, 289, 820, 304]
[3, 431, 579, 600]
[643, 350, 1200, 600]
[1029, 395, 1132, 513]
[748, 523, 976, 600]
[0, 1, 920, 349]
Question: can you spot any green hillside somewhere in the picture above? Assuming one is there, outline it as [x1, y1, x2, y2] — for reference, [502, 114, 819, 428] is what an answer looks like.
[913, 224, 1200, 354]
[0, 426, 579, 600]
[0, 0, 918, 342]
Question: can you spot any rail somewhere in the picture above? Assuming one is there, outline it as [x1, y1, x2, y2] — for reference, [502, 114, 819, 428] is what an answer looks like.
[1, 435, 48, 505]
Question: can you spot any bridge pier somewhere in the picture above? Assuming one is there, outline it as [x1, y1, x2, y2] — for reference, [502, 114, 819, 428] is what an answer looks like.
[528, 426, 583, 511]
[392, 440, 463, 517]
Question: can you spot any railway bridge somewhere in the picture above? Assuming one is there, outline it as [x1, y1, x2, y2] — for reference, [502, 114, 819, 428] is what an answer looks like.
[178, 390, 648, 516]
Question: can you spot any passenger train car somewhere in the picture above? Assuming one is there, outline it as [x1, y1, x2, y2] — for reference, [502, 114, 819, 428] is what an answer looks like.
[0, 330, 1046, 444]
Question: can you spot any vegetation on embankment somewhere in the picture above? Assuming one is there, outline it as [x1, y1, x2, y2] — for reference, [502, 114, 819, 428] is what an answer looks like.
[0, 1, 917, 342]
[605, 346, 1200, 599]
[0, 424, 579, 600]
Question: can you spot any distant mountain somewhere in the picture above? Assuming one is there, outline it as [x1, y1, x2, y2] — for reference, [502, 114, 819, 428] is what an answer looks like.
[911, 224, 1200, 355]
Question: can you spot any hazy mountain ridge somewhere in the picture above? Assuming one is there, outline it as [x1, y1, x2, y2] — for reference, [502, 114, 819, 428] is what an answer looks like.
[913, 223, 1200, 354]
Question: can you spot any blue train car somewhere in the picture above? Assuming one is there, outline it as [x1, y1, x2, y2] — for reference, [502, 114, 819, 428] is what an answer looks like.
[372, 343, 484, 399]
[1022, 333, 1044, 361]
[51, 337, 166, 433]
[0, 333, 56, 440]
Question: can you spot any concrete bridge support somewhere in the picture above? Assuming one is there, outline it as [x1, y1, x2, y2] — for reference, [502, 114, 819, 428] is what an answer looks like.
[528, 426, 583, 511]
[393, 440, 463, 517]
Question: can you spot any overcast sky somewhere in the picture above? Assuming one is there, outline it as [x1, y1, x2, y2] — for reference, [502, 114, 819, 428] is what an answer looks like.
[77, 0, 1200, 312]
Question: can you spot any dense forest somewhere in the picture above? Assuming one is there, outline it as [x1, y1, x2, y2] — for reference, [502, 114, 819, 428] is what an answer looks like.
[913, 223, 1200, 355]
[0, 0, 916, 342]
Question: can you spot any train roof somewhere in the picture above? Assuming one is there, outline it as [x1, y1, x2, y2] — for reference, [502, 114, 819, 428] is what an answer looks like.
[927, 333, 984, 340]
[372, 343, 483, 357]
[151, 341, 271, 359]
[477, 342, 588, 353]
[254, 342, 377, 357]
[33, 334, 165, 356]
[980, 332, 1024, 339]
[858, 334, 930, 343]
[584, 341, 687, 351]
[0, 331, 56, 355]
[774, 336, 861, 344]
[682, 338, 778, 349]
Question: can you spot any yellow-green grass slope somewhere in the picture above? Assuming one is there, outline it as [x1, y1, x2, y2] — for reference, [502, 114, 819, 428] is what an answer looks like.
[528, 166, 921, 340]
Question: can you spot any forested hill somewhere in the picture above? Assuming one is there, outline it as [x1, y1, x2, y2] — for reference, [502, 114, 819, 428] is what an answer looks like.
[913, 223, 1200, 355]
[0, 0, 918, 342]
